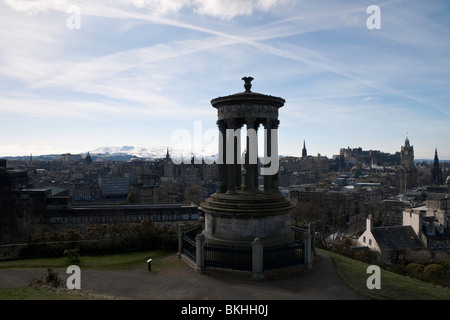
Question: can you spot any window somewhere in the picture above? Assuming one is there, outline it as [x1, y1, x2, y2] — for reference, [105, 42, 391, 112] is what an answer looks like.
[369, 239, 372, 246]
[363, 236, 366, 243]
[53, 217, 62, 224]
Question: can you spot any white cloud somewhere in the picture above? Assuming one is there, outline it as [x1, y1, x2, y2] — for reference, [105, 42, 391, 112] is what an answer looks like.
[3, 0, 298, 20]
[2, 0, 67, 14]
[0, 96, 121, 119]
[192, 0, 296, 20]
[119, 0, 190, 15]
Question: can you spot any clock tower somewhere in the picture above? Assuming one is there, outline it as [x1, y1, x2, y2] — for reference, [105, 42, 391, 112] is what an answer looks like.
[400, 136, 414, 169]
[397, 136, 417, 192]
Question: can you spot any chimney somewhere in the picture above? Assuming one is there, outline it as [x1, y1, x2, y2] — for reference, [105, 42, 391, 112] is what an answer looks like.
[366, 214, 373, 232]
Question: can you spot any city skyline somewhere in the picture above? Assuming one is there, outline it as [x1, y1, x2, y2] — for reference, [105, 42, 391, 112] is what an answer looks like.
[1, 0, 449, 160]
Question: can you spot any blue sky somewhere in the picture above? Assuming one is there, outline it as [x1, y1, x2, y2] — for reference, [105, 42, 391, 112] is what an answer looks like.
[0, 0, 449, 160]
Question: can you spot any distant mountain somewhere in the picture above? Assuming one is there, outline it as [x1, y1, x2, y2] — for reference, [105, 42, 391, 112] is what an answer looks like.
[89, 146, 217, 162]
[90, 145, 169, 158]
[0, 146, 217, 162]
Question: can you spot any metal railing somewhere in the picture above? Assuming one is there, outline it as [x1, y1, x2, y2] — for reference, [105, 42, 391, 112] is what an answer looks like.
[263, 243, 304, 271]
[177, 223, 313, 274]
[204, 243, 252, 271]
[181, 225, 202, 262]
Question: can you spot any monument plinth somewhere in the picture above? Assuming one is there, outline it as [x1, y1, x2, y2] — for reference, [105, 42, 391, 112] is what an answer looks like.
[200, 77, 296, 247]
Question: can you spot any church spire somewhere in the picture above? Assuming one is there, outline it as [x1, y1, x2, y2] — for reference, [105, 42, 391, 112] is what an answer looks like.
[432, 148, 443, 185]
[85, 152, 92, 165]
[302, 139, 307, 158]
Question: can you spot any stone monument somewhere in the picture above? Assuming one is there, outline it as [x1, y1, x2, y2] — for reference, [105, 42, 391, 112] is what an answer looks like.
[200, 77, 296, 248]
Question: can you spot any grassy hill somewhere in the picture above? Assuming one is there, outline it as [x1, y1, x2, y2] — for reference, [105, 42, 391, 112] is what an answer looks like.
[326, 249, 450, 300]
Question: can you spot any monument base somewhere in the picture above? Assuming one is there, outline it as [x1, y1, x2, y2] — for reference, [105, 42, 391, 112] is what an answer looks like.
[200, 190, 296, 248]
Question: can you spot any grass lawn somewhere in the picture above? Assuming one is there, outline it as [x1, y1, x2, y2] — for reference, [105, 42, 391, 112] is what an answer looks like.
[0, 250, 180, 300]
[0, 250, 176, 271]
[324, 249, 450, 300]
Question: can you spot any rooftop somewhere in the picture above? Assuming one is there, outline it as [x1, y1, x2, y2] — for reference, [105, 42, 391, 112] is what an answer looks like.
[372, 225, 425, 251]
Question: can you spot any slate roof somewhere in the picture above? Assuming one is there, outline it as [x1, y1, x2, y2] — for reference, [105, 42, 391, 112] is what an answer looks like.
[422, 216, 450, 241]
[372, 225, 425, 251]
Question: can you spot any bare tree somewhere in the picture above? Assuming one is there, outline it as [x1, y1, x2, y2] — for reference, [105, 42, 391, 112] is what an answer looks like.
[292, 202, 347, 250]
[184, 184, 206, 206]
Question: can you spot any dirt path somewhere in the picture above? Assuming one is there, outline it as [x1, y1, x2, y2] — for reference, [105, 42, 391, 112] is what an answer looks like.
[0, 250, 366, 300]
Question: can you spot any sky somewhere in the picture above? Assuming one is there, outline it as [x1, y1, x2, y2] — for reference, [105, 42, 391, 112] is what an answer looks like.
[0, 0, 449, 160]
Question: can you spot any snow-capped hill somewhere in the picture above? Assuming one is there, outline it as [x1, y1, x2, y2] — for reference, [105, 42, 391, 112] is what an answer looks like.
[89, 146, 217, 160]
[91, 146, 167, 158]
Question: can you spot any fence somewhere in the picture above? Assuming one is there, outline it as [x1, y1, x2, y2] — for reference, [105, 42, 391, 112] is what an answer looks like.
[205, 242, 252, 271]
[178, 223, 314, 279]
[263, 242, 304, 271]
[181, 226, 200, 262]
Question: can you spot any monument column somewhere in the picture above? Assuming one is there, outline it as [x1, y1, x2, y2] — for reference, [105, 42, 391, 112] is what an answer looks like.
[245, 117, 257, 195]
[217, 120, 227, 193]
[225, 118, 238, 195]
[263, 119, 273, 194]
[271, 119, 280, 193]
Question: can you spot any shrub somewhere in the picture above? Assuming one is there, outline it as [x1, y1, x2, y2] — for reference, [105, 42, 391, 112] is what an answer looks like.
[423, 263, 446, 286]
[405, 263, 424, 279]
[30, 268, 63, 288]
[354, 249, 379, 264]
[64, 248, 80, 263]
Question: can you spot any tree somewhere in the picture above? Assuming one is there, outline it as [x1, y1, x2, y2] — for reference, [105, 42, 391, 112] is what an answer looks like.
[291, 201, 347, 250]
[184, 184, 206, 206]
[158, 181, 182, 203]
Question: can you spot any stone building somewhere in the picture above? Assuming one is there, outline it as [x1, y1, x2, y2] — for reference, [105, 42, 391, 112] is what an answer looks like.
[278, 140, 331, 187]
[357, 214, 425, 264]
[289, 183, 396, 229]
[404, 194, 450, 252]
[298, 154, 330, 180]
[358, 188, 450, 263]
[40, 203, 200, 233]
[338, 147, 400, 169]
